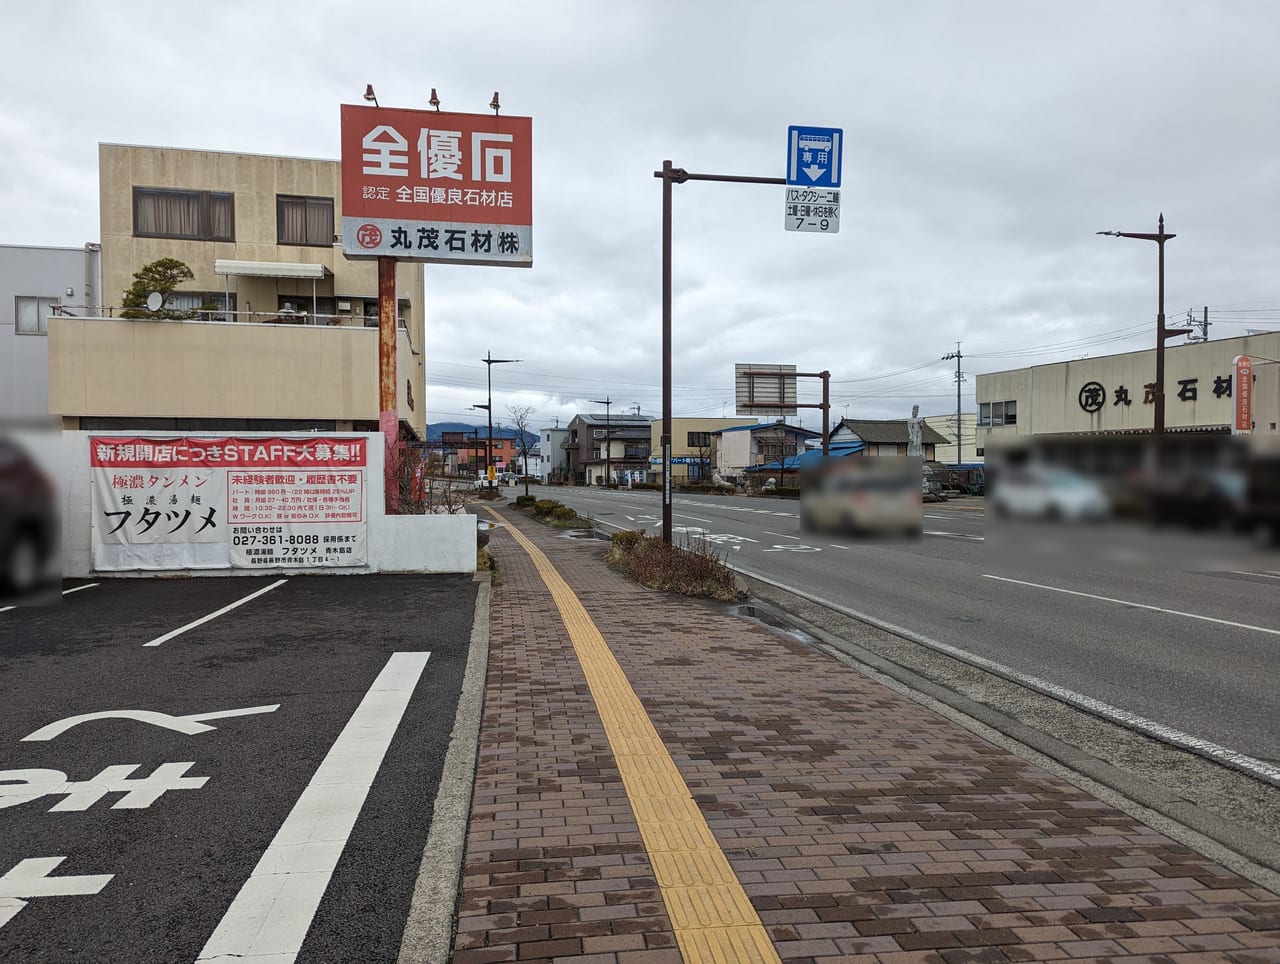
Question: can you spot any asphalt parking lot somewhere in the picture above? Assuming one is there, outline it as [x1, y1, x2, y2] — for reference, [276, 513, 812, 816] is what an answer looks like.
[0, 573, 478, 964]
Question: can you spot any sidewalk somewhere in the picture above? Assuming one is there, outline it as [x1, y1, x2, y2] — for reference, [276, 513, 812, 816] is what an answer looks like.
[451, 507, 1280, 963]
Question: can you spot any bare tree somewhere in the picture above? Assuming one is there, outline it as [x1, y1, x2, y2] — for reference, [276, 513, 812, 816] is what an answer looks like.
[507, 404, 536, 498]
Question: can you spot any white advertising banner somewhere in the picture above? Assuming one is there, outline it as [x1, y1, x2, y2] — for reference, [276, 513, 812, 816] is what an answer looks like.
[90, 436, 368, 571]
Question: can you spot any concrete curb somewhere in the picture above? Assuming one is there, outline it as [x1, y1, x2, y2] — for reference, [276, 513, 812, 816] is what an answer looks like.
[397, 571, 491, 964]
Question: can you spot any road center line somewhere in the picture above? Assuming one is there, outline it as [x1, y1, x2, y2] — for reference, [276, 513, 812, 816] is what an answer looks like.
[142, 579, 287, 647]
[196, 651, 431, 963]
[983, 574, 1280, 637]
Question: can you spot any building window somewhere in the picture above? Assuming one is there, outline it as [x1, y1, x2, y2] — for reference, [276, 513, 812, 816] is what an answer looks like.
[15, 296, 60, 334]
[277, 195, 335, 247]
[979, 401, 1017, 427]
[687, 431, 712, 447]
[624, 445, 648, 459]
[593, 429, 608, 439]
[133, 187, 234, 241]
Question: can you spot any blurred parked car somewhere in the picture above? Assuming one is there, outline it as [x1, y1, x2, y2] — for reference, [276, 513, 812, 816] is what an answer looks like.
[0, 439, 58, 600]
[802, 458, 923, 537]
[1143, 469, 1247, 530]
[990, 465, 1110, 521]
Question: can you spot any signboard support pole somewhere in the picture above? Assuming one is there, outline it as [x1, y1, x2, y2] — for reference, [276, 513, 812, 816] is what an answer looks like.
[655, 162, 786, 546]
[378, 256, 399, 514]
[661, 160, 674, 544]
[821, 371, 830, 457]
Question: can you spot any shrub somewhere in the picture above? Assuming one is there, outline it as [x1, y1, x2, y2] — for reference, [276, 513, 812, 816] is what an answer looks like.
[533, 499, 562, 518]
[606, 532, 743, 602]
[610, 529, 645, 552]
[550, 505, 577, 522]
[514, 494, 537, 509]
[629, 481, 663, 491]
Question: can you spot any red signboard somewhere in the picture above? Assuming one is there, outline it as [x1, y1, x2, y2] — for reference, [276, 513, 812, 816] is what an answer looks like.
[1234, 355, 1252, 434]
[339, 104, 532, 267]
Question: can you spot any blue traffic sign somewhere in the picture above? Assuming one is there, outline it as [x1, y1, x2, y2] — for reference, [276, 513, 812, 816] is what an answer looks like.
[786, 126, 843, 188]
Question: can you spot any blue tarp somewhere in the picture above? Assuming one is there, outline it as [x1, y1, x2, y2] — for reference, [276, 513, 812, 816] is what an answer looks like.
[745, 441, 865, 472]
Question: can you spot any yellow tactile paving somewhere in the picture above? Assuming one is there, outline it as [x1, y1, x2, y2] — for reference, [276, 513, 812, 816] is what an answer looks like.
[489, 509, 781, 964]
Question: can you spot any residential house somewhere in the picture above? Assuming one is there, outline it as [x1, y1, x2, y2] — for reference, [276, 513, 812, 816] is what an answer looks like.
[714, 421, 821, 480]
[539, 424, 570, 483]
[444, 431, 522, 476]
[47, 143, 426, 439]
[648, 417, 757, 483]
[2, 243, 101, 422]
[563, 413, 651, 485]
[828, 418, 950, 460]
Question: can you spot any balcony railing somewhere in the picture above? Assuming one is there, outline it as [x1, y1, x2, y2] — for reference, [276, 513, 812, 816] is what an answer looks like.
[50, 305, 407, 328]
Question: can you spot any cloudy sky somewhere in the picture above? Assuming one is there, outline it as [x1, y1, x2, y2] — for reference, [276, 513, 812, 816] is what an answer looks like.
[4, 1, 1278, 440]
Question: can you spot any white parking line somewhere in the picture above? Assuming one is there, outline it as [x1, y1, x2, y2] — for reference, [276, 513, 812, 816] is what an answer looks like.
[142, 579, 287, 647]
[196, 651, 431, 963]
[0, 582, 102, 614]
[983, 574, 1280, 637]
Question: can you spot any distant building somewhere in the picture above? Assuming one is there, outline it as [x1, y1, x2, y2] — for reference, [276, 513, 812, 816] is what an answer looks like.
[539, 424, 570, 483]
[1, 243, 101, 422]
[924, 412, 981, 465]
[563, 413, 651, 486]
[648, 417, 757, 483]
[47, 143, 426, 439]
[714, 421, 821, 479]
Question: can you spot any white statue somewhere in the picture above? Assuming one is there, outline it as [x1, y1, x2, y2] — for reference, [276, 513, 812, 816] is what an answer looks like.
[906, 404, 924, 457]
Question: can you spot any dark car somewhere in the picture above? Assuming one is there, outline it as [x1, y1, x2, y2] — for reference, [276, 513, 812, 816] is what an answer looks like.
[1143, 469, 1247, 531]
[0, 439, 59, 600]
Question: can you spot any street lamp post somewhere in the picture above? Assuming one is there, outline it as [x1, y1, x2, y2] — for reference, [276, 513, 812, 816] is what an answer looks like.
[482, 351, 520, 482]
[591, 396, 612, 486]
[1097, 214, 1191, 440]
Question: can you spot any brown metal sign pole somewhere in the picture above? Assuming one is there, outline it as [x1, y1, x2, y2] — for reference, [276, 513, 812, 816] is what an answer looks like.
[378, 256, 399, 514]
[655, 164, 787, 546]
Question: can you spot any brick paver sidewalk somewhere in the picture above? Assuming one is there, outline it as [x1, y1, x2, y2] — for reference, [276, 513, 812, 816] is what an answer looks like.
[452, 507, 1280, 963]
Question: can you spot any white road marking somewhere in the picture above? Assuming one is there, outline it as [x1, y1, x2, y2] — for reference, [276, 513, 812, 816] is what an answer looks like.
[764, 531, 801, 540]
[925, 530, 985, 541]
[196, 651, 430, 963]
[1230, 570, 1280, 580]
[733, 566, 1280, 787]
[0, 856, 114, 931]
[23, 703, 280, 741]
[1, 582, 100, 614]
[143, 579, 287, 647]
[983, 574, 1280, 637]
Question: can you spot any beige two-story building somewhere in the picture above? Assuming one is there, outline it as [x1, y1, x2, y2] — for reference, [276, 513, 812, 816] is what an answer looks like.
[48, 143, 427, 438]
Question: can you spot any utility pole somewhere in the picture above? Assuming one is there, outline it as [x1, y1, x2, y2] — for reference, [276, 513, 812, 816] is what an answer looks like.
[942, 343, 963, 466]
[591, 396, 613, 486]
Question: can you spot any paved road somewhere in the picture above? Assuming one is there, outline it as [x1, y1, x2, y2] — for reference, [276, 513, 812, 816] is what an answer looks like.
[539, 486, 1280, 774]
[0, 574, 476, 964]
